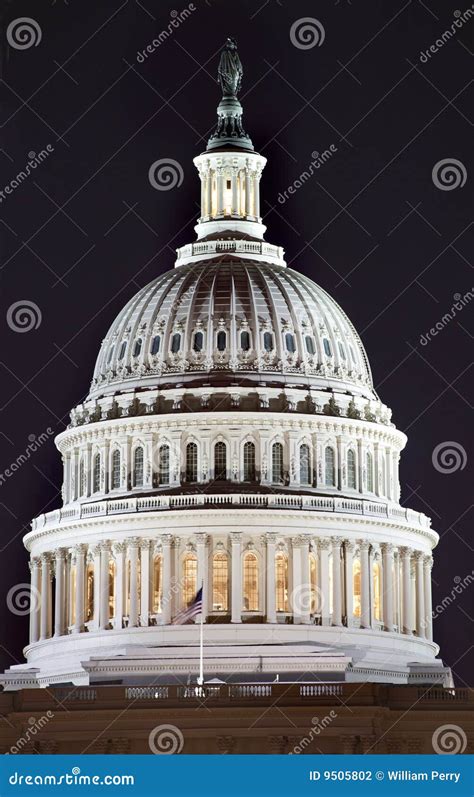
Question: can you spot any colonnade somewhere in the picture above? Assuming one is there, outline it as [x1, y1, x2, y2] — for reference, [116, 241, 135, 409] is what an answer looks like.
[28, 536, 433, 646]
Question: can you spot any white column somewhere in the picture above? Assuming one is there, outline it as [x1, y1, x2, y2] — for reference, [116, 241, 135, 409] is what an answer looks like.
[113, 542, 126, 630]
[343, 541, 354, 626]
[161, 534, 173, 624]
[401, 547, 412, 635]
[99, 542, 110, 630]
[29, 557, 41, 643]
[374, 442, 380, 497]
[231, 168, 239, 215]
[53, 549, 66, 637]
[206, 170, 212, 217]
[86, 443, 92, 497]
[231, 532, 242, 623]
[39, 554, 52, 640]
[200, 168, 206, 216]
[73, 545, 86, 633]
[357, 441, 363, 493]
[139, 540, 151, 626]
[331, 537, 343, 626]
[291, 536, 303, 624]
[91, 546, 100, 630]
[127, 539, 139, 628]
[336, 437, 343, 490]
[300, 536, 311, 624]
[423, 555, 433, 641]
[319, 539, 330, 626]
[265, 532, 277, 623]
[195, 533, 209, 622]
[359, 541, 371, 629]
[382, 543, 395, 632]
[254, 173, 260, 217]
[216, 169, 224, 215]
[415, 551, 425, 638]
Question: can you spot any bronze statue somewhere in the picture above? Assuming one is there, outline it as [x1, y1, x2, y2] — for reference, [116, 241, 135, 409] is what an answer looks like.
[217, 37, 243, 98]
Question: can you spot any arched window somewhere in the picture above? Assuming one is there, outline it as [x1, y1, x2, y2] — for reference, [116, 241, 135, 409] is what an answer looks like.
[214, 441, 227, 480]
[86, 561, 94, 622]
[217, 330, 226, 351]
[285, 332, 296, 353]
[185, 442, 198, 482]
[366, 451, 374, 492]
[243, 441, 256, 481]
[133, 447, 144, 487]
[263, 332, 273, 352]
[310, 553, 318, 613]
[108, 560, 115, 619]
[183, 553, 197, 607]
[272, 442, 284, 483]
[111, 450, 121, 489]
[193, 331, 203, 352]
[240, 331, 250, 351]
[347, 449, 356, 489]
[243, 552, 259, 611]
[118, 341, 126, 360]
[212, 552, 228, 612]
[323, 338, 332, 357]
[153, 555, 162, 614]
[79, 458, 86, 496]
[150, 335, 161, 355]
[324, 446, 335, 487]
[93, 453, 101, 493]
[275, 552, 289, 612]
[133, 338, 142, 358]
[373, 560, 382, 621]
[338, 342, 346, 360]
[171, 333, 181, 353]
[300, 444, 310, 484]
[353, 559, 361, 618]
[158, 444, 170, 485]
[305, 335, 315, 355]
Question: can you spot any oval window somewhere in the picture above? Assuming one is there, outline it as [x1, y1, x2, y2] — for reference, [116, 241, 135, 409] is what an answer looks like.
[217, 330, 226, 351]
[263, 332, 273, 352]
[241, 331, 250, 351]
[285, 333, 296, 353]
[305, 336, 315, 355]
[193, 331, 204, 352]
[118, 341, 126, 360]
[150, 335, 161, 355]
[133, 338, 142, 358]
[171, 333, 181, 353]
[323, 338, 332, 357]
[338, 342, 346, 360]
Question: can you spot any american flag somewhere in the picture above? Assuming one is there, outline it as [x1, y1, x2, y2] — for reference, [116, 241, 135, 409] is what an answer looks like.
[172, 587, 203, 625]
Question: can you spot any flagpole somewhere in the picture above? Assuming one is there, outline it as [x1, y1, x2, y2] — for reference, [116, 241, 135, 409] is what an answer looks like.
[197, 581, 204, 687]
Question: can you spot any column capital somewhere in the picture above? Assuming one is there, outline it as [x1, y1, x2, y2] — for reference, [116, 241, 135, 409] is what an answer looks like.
[331, 536, 344, 547]
[358, 540, 370, 553]
[99, 540, 111, 552]
[72, 543, 88, 556]
[29, 556, 41, 571]
[265, 532, 278, 545]
[381, 543, 395, 555]
[424, 555, 433, 569]
[160, 533, 174, 547]
[291, 535, 309, 548]
[125, 537, 140, 549]
[318, 538, 331, 551]
[230, 531, 242, 544]
[413, 549, 425, 562]
[113, 542, 127, 555]
[344, 540, 356, 553]
[194, 533, 209, 547]
[400, 546, 413, 558]
[139, 539, 152, 551]
[40, 552, 52, 564]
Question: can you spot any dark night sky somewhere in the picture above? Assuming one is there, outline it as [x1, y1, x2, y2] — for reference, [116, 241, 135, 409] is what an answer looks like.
[0, 0, 472, 684]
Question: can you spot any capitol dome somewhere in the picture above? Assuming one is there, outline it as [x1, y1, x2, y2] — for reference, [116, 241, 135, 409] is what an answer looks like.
[2, 39, 452, 691]
[89, 258, 374, 401]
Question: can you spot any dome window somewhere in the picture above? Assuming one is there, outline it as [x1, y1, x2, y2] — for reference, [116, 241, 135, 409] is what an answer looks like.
[150, 335, 161, 355]
[243, 441, 256, 481]
[185, 442, 198, 482]
[272, 442, 284, 484]
[158, 444, 170, 485]
[285, 333, 296, 353]
[240, 331, 250, 351]
[347, 449, 356, 489]
[263, 332, 273, 352]
[171, 333, 181, 353]
[133, 339, 142, 358]
[305, 336, 315, 355]
[193, 331, 204, 352]
[133, 447, 144, 487]
[118, 341, 126, 360]
[349, 345, 356, 362]
[217, 330, 226, 351]
[323, 338, 332, 357]
[111, 450, 121, 489]
[107, 346, 114, 364]
[214, 441, 227, 480]
[338, 342, 346, 360]
[324, 446, 336, 487]
[300, 444, 310, 484]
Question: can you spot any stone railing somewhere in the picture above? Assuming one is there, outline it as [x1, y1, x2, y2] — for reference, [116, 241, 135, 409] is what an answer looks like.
[30, 493, 431, 532]
[175, 239, 286, 266]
